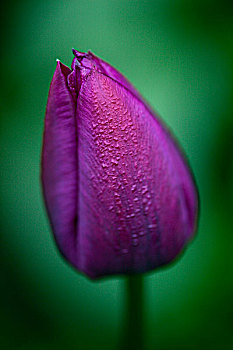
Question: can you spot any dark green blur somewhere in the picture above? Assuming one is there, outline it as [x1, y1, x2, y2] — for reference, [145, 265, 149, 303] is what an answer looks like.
[1, 0, 232, 349]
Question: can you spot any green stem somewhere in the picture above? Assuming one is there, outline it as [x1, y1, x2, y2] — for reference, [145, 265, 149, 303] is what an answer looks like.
[122, 274, 144, 350]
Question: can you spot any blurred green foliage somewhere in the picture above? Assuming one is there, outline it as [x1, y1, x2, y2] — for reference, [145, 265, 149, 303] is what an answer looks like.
[1, 0, 232, 349]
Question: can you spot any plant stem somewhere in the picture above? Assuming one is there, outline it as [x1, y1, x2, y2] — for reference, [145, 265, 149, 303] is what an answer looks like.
[122, 274, 144, 350]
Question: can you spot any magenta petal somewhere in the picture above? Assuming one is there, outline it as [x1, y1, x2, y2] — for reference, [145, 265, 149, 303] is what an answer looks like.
[75, 68, 198, 278]
[41, 61, 78, 265]
[42, 51, 198, 279]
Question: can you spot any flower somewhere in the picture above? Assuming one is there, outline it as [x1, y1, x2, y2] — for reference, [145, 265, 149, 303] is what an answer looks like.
[41, 49, 199, 279]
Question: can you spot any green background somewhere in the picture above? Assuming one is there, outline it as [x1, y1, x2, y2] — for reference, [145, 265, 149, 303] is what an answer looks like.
[1, 0, 233, 349]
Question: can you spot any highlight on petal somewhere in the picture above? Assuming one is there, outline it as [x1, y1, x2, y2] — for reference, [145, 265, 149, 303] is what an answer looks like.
[41, 50, 199, 279]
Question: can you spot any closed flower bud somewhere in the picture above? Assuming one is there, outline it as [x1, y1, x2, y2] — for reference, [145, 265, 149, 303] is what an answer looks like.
[41, 49, 198, 279]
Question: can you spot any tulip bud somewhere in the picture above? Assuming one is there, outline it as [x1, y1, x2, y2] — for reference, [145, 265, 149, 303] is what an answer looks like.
[41, 49, 198, 279]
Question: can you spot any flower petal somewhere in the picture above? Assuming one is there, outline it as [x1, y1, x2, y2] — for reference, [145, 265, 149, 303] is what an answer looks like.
[75, 67, 198, 278]
[41, 61, 78, 265]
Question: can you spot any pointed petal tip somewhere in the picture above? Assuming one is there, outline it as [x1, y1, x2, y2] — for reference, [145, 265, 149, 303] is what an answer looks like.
[54, 59, 63, 74]
[55, 59, 63, 71]
[72, 48, 86, 59]
[55, 59, 62, 70]
[55, 59, 72, 77]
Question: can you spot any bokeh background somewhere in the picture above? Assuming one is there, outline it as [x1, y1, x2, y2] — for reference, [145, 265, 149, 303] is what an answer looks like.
[1, 0, 233, 349]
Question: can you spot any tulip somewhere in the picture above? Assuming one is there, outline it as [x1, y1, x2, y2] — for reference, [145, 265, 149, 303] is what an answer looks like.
[41, 49, 198, 279]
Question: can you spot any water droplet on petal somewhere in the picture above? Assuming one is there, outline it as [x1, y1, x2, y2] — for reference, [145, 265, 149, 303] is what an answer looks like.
[148, 224, 156, 229]
[111, 158, 118, 165]
[131, 184, 137, 192]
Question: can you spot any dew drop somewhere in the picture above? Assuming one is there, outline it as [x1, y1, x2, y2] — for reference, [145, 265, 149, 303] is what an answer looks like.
[148, 224, 156, 229]
[131, 184, 137, 192]
[92, 122, 98, 129]
[142, 185, 148, 194]
[111, 158, 118, 165]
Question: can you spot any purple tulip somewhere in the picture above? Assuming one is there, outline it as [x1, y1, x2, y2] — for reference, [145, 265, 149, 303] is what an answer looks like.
[41, 49, 198, 279]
